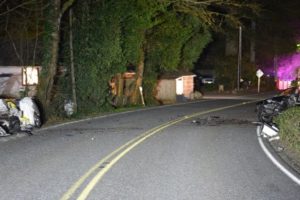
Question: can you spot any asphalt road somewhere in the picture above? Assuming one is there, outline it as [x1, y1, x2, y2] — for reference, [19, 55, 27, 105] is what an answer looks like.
[0, 96, 299, 200]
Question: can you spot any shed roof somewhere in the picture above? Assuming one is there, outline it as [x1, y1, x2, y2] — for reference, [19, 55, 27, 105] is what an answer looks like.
[158, 71, 195, 80]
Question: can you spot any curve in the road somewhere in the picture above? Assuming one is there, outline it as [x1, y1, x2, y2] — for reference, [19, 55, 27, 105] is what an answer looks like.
[61, 100, 257, 200]
[256, 126, 300, 186]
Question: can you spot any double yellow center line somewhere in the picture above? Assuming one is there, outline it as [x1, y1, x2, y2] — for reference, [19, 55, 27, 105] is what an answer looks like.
[61, 101, 255, 200]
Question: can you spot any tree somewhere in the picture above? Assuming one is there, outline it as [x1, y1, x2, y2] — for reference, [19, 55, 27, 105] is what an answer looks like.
[0, 0, 260, 117]
[37, 0, 76, 116]
[120, 0, 168, 104]
[42, 0, 260, 115]
[130, 0, 259, 104]
[69, 0, 124, 113]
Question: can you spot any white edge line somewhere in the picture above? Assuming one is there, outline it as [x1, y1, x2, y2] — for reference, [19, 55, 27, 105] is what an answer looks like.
[256, 126, 300, 186]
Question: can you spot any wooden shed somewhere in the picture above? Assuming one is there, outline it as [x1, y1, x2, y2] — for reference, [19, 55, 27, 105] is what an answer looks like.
[155, 72, 196, 104]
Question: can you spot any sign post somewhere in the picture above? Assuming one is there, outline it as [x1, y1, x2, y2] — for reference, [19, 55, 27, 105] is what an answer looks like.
[256, 69, 264, 93]
[139, 86, 145, 107]
[237, 26, 242, 91]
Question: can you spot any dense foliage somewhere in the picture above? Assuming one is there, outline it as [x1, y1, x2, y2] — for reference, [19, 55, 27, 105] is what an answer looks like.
[275, 107, 300, 154]
[0, 0, 259, 117]
[70, 0, 124, 114]
[54, 0, 215, 114]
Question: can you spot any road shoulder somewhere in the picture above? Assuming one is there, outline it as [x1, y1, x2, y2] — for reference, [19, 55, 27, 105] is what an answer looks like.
[257, 126, 300, 185]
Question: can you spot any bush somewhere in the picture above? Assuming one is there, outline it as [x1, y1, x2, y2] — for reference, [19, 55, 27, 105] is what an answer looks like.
[274, 107, 300, 153]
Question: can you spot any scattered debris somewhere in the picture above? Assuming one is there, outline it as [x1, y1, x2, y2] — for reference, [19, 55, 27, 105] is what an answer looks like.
[192, 116, 251, 126]
[260, 123, 280, 141]
[276, 146, 284, 152]
[0, 126, 10, 137]
[64, 99, 74, 116]
[269, 136, 280, 141]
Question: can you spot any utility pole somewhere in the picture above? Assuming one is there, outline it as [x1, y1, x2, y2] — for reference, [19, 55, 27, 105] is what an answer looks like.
[250, 21, 256, 63]
[69, 9, 77, 113]
[273, 54, 278, 80]
[237, 26, 242, 91]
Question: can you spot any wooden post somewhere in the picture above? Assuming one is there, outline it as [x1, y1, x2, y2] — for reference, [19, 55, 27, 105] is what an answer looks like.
[139, 86, 145, 106]
[257, 77, 261, 93]
[131, 46, 145, 104]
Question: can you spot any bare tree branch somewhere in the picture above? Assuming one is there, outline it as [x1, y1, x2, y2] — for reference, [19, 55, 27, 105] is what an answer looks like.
[32, 0, 41, 65]
[0, 0, 36, 16]
[0, 0, 7, 7]
[61, 0, 76, 15]
[171, 0, 260, 29]
[5, 8, 23, 65]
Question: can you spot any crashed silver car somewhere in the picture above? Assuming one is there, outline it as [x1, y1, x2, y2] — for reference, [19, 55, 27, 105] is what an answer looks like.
[256, 87, 300, 123]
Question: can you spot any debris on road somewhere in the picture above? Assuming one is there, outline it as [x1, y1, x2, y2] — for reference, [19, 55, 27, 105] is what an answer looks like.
[192, 116, 252, 126]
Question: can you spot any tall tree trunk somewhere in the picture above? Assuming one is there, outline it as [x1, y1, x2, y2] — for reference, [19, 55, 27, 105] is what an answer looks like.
[44, 0, 61, 108]
[131, 47, 145, 105]
[38, 0, 76, 116]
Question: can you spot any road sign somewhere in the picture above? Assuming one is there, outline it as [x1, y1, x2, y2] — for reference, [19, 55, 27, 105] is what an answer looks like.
[256, 69, 264, 78]
[256, 69, 264, 93]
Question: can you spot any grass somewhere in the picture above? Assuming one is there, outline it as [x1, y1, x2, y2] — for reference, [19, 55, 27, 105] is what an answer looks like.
[274, 107, 300, 154]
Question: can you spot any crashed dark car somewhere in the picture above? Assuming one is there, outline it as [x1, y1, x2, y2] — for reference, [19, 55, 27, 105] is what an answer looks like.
[256, 87, 300, 123]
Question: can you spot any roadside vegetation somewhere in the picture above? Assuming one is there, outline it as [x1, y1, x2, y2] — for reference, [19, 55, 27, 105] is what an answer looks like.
[1, 0, 260, 120]
[2, 0, 300, 123]
[275, 107, 300, 154]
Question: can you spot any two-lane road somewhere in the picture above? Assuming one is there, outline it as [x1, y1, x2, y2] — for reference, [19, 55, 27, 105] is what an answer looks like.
[0, 97, 299, 199]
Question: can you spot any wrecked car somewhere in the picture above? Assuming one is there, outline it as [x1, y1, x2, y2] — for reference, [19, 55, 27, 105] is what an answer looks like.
[256, 86, 300, 123]
[0, 97, 42, 136]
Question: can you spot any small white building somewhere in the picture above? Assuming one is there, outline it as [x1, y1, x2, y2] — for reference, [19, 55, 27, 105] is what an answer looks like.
[0, 66, 39, 98]
[156, 72, 196, 104]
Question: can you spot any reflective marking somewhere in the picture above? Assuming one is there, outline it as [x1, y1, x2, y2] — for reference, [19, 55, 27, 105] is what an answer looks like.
[60, 125, 168, 200]
[62, 100, 256, 200]
[256, 126, 300, 186]
[76, 120, 180, 200]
